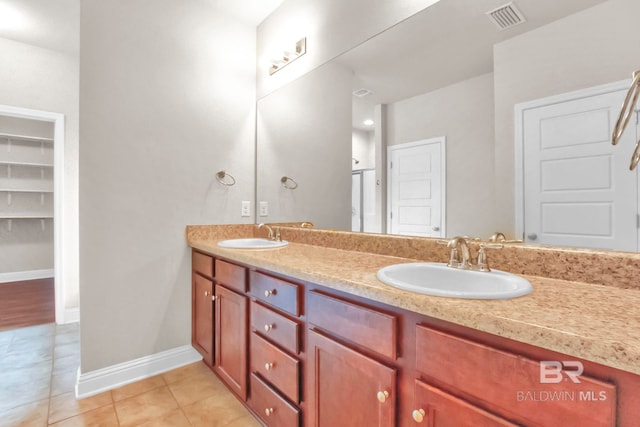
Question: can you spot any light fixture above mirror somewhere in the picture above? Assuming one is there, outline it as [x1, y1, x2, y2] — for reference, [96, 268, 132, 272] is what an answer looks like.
[269, 37, 307, 75]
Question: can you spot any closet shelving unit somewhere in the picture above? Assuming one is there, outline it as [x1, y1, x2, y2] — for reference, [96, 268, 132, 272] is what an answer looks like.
[0, 132, 54, 231]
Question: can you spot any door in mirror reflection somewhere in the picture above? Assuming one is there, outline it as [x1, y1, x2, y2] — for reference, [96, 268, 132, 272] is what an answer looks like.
[388, 138, 445, 237]
[521, 82, 640, 251]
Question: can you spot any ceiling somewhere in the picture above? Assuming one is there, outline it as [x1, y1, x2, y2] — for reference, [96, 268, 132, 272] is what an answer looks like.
[338, 0, 607, 130]
[0, 0, 284, 56]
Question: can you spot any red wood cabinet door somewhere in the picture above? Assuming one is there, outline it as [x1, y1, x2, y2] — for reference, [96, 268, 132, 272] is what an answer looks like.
[412, 380, 518, 427]
[192, 274, 213, 366]
[308, 330, 396, 427]
[214, 284, 248, 401]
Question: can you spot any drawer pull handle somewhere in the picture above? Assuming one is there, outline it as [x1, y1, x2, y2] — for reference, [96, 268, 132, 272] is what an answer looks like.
[265, 362, 274, 370]
[265, 408, 274, 416]
[376, 390, 389, 403]
[264, 323, 274, 332]
[264, 289, 276, 297]
[412, 409, 425, 423]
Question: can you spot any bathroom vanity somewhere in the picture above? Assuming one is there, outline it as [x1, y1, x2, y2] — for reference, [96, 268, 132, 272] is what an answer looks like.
[187, 225, 640, 427]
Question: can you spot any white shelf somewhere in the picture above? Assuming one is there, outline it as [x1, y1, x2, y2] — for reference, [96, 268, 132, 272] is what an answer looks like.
[0, 132, 53, 143]
[0, 214, 53, 219]
[0, 160, 53, 167]
[0, 188, 54, 193]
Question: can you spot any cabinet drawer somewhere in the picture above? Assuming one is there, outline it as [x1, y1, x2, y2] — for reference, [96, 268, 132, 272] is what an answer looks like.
[215, 259, 246, 293]
[192, 251, 213, 278]
[415, 325, 616, 427]
[250, 271, 300, 316]
[251, 332, 300, 403]
[413, 379, 517, 426]
[250, 373, 300, 427]
[307, 291, 397, 360]
[251, 301, 300, 354]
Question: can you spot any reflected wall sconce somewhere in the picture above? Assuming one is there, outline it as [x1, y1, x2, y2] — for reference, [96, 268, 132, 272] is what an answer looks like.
[281, 176, 298, 189]
[269, 37, 307, 75]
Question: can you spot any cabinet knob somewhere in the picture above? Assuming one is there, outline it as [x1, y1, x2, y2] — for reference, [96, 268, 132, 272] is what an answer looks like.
[265, 408, 274, 416]
[211, 295, 217, 301]
[376, 390, 389, 403]
[412, 409, 425, 423]
[204, 291, 210, 296]
[264, 323, 274, 332]
[265, 362, 274, 370]
[264, 289, 276, 297]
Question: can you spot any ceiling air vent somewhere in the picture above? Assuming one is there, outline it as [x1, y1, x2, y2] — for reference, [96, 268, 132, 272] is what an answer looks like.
[486, 2, 526, 31]
[353, 88, 373, 98]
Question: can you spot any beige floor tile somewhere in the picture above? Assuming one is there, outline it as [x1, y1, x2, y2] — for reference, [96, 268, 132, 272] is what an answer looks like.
[226, 414, 263, 427]
[48, 391, 113, 424]
[114, 386, 179, 427]
[167, 371, 228, 407]
[48, 405, 119, 427]
[161, 361, 211, 384]
[111, 375, 166, 402]
[183, 393, 251, 427]
[0, 398, 49, 427]
[133, 408, 192, 427]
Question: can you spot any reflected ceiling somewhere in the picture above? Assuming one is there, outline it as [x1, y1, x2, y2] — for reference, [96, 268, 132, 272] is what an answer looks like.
[340, 0, 606, 130]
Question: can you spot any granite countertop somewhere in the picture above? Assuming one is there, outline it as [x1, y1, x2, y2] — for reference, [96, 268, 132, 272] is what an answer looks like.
[187, 226, 640, 376]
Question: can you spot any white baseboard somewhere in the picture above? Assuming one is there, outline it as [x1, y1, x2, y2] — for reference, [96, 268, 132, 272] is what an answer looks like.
[62, 308, 80, 324]
[0, 269, 55, 283]
[75, 345, 203, 399]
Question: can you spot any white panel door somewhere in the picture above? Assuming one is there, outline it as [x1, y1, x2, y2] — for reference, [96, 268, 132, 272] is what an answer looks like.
[388, 138, 445, 237]
[523, 89, 639, 251]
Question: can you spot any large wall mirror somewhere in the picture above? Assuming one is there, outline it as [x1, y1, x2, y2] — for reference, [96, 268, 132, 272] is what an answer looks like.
[256, 0, 640, 252]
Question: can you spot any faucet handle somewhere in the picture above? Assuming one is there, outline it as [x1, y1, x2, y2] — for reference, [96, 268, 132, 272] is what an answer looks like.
[477, 243, 503, 272]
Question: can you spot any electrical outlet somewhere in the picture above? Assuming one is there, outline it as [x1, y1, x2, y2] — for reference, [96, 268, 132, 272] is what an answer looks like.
[241, 201, 251, 217]
[259, 201, 269, 217]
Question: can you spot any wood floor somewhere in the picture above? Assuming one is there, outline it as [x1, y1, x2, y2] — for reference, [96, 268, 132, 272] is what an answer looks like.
[0, 278, 55, 331]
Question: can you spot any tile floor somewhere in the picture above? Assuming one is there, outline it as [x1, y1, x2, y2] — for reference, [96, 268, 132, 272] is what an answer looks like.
[0, 323, 261, 426]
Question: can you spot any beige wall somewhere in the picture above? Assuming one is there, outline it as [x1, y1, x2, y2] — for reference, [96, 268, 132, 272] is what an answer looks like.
[257, 61, 352, 230]
[256, 0, 441, 98]
[494, 0, 640, 236]
[0, 37, 80, 311]
[387, 72, 496, 238]
[80, 0, 256, 372]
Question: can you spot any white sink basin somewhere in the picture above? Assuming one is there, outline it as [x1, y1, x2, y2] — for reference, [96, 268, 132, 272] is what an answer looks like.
[218, 238, 288, 249]
[376, 262, 532, 299]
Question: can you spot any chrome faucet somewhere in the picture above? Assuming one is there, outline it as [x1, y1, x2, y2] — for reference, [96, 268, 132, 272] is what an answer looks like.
[256, 223, 281, 241]
[444, 236, 503, 272]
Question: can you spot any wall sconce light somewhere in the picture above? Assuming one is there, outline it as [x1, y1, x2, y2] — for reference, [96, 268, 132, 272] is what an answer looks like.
[270, 37, 307, 75]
